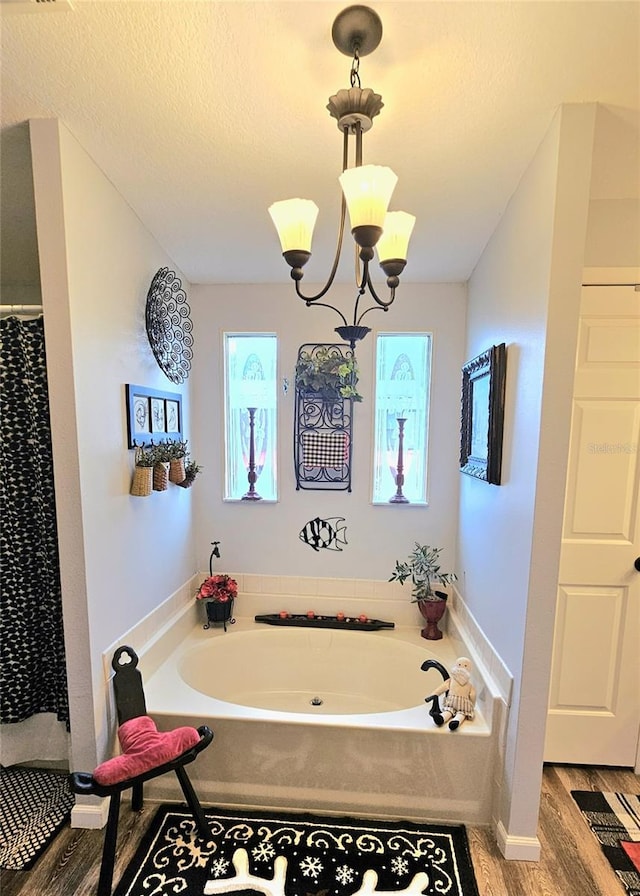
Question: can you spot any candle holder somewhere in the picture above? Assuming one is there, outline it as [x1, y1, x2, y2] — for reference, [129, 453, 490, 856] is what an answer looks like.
[389, 417, 409, 503]
[242, 407, 263, 501]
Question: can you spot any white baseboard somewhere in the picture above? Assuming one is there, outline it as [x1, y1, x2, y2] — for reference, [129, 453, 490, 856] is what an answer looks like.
[71, 798, 109, 829]
[495, 821, 541, 861]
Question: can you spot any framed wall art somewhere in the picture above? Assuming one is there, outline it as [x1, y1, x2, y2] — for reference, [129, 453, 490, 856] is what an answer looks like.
[125, 384, 183, 448]
[150, 397, 166, 433]
[459, 343, 506, 485]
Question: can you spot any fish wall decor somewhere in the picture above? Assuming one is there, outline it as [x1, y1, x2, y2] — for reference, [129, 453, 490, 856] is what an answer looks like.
[299, 517, 348, 552]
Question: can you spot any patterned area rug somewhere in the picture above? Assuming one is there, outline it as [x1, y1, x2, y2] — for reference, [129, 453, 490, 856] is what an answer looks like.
[571, 791, 640, 896]
[114, 804, 480, 895]
[0, 766, 74, 870]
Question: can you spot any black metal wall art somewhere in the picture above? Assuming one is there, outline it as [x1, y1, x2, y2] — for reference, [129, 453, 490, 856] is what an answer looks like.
[460, 343, 507, 484]
[145, 267, 193, 384]
[299, 516, 348, 552]
[293, 343, 355, 491]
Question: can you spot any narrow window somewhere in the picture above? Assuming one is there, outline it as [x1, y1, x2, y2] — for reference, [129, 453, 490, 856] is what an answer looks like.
[224, 333, 277, 501]
[372, 333, 432, 504]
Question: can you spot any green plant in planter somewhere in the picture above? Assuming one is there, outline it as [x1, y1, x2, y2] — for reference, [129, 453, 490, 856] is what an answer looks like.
[134, 446, 156, 467]
[149, 440, 188, 463]
[177, 459, 202, 488]
[147, 442, 170, 464]
[163, 439, 189, 483]
[165, 439, 188, 460]
[389, 543, 457, 602]
[295, 348, 363, 402]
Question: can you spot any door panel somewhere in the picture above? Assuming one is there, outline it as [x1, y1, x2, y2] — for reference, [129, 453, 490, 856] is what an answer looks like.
[545, 285, 640, 765]
[563, 400, 640, 538]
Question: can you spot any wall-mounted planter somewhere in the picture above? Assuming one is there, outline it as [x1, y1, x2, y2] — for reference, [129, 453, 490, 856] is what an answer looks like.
[130, 465, 152, 497]
[169, 458, 186, 484]
[153, 461, 170, 491]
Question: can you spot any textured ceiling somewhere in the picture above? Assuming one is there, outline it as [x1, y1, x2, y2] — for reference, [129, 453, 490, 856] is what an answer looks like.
[1, 0, 639, 293]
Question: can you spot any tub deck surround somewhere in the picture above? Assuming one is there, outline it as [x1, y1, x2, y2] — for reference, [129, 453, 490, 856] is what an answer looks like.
[139, 612, 501, 825]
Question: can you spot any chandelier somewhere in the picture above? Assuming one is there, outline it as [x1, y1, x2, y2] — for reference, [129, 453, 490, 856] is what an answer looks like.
[268, 5, 415, 350]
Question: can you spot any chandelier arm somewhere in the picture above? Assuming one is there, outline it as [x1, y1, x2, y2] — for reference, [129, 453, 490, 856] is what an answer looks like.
[352, 289, 362, 326]
[290, 127, 350, 304]
[355, 119, 363, 166]
[356, 296, 395, 326]
[351, 256, 371, 325]
[352, 121, 365, 285]
[297, 297, 349, 328]
[365, 270, 396, 310]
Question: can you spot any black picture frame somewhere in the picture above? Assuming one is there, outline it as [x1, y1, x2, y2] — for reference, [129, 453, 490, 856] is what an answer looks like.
[459, 343, 506, 485]
[125, 384, 183, 448]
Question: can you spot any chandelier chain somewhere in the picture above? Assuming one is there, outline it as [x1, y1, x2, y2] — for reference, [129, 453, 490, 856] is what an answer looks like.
[350, 47, 361, 88]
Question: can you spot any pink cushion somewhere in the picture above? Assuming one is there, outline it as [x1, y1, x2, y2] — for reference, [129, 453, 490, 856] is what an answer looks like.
[92, 715, 200, 786]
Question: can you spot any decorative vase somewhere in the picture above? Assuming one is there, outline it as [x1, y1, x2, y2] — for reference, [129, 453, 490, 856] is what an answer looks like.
[417, 592, 448, 640]
[169, 458, 186, 484]
[204, 598, 234, 632]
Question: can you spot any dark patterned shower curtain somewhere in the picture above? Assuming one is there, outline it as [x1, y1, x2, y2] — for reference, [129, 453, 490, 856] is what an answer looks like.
[0, 315, 69, 725]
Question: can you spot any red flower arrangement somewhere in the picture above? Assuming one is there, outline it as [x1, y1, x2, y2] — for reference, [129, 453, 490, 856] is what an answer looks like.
[196, 573, 238, 603]
[196, 540, 237, 613]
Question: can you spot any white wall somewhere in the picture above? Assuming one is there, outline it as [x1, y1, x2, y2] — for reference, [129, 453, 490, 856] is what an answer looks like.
[189, 282, 466, 583]
[30, 119, 197, 773]
[458, 104, 597, 856]
[585, 104, 640, 268]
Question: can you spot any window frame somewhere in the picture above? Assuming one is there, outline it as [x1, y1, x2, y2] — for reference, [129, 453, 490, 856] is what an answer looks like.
[371, 331, 433, 506]
[222, 331, 278, 502]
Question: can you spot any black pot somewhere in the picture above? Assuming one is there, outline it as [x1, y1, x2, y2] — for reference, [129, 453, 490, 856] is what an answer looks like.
[204, 598, 234, 632]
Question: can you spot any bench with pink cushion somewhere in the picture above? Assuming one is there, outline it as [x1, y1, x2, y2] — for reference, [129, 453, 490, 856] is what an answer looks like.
[70, 645, 213, 896]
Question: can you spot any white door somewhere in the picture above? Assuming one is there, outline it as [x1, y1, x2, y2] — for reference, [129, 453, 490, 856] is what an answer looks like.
[545, 284, 640, 765]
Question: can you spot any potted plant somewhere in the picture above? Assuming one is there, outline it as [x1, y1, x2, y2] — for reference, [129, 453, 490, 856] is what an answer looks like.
[165, 439, 189, 484]
[150, 443, 171, 491]
[176, 458, 202, 488]
[295, 347, 362, 402]
[389, 543, 457, 640]
[195, 541, 237, 631]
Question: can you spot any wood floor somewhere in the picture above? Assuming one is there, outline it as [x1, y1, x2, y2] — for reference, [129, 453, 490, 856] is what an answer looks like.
[1, 764, 638, 896]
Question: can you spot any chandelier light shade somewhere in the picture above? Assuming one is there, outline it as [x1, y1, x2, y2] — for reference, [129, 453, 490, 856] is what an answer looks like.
[376, 211, 417, 264]
[338, 164, 398, 246]
[268, 5, 415, 349]
[268, 199, 319, 255]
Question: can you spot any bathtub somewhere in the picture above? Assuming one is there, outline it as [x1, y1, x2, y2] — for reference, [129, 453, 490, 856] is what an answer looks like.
[178, 626, 454, 716]
[141, 615, 499, 825]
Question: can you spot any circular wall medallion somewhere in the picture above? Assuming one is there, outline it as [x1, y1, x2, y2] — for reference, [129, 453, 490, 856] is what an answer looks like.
[145, 267, 193, 384]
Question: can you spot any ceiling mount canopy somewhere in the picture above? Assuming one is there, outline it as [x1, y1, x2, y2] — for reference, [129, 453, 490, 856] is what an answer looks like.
[331, 4, 383, 57]
[268, 5, 415, 350]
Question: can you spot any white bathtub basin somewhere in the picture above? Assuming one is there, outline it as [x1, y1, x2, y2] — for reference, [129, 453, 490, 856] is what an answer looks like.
[178, 626, 439, 715]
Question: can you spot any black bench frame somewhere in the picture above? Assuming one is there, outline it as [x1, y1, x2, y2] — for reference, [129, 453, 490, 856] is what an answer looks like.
[70, 645, 213, 896]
